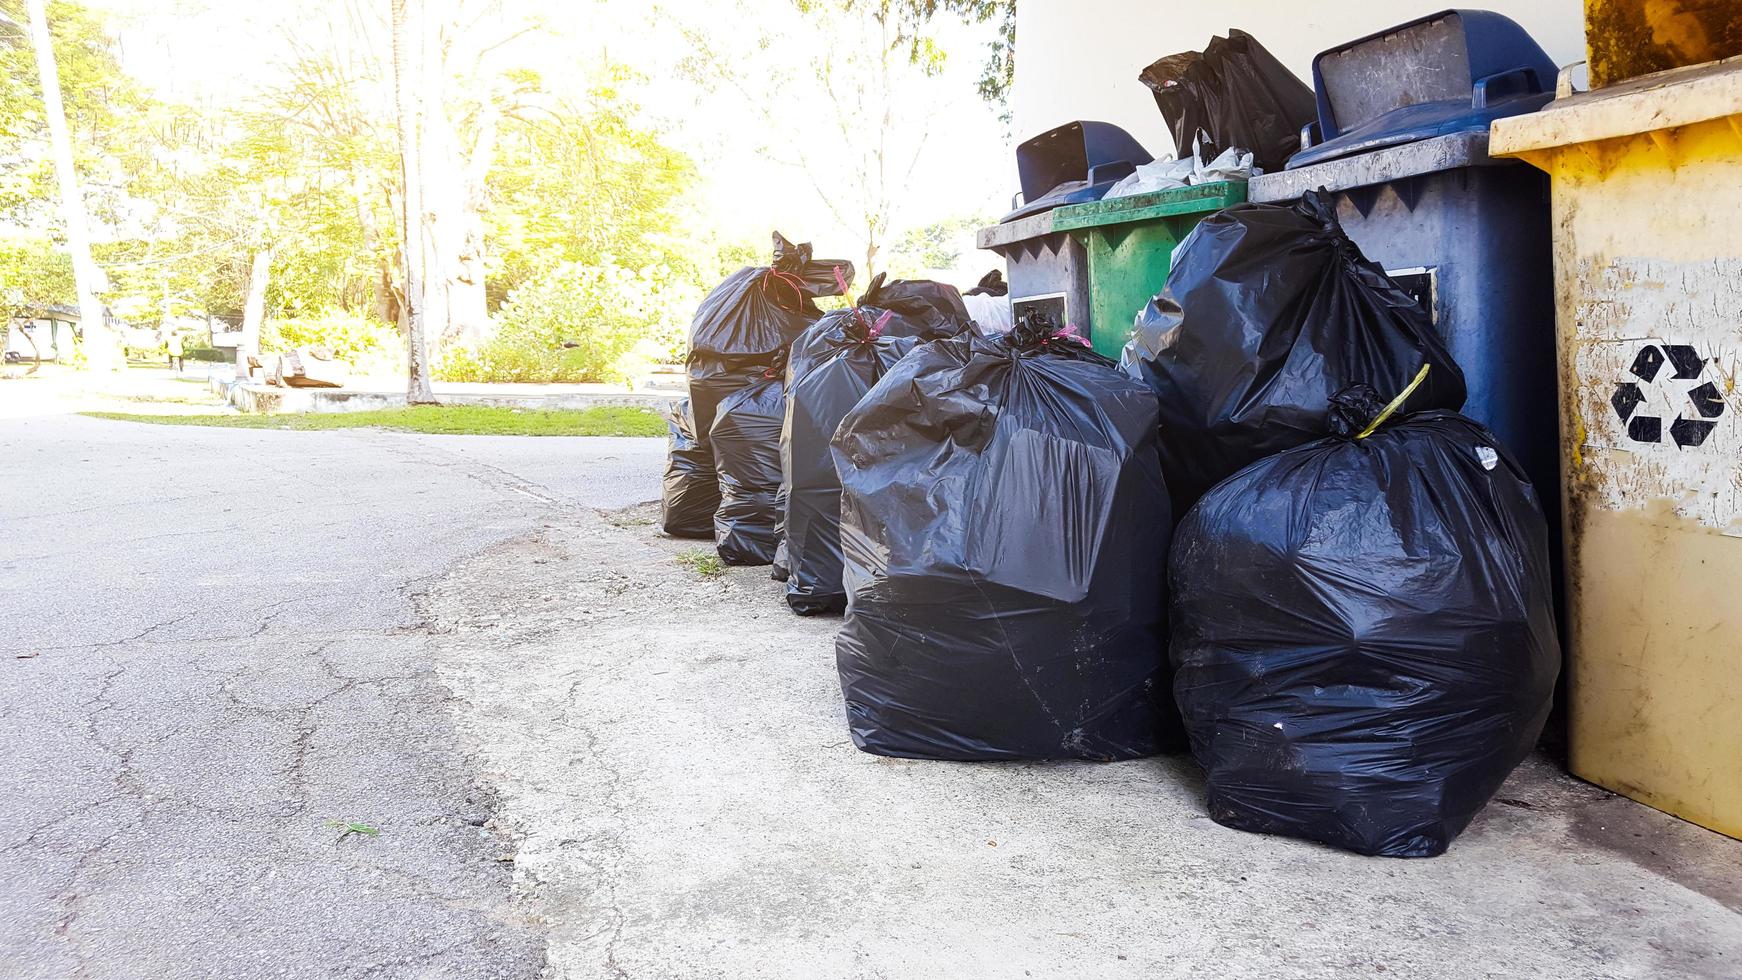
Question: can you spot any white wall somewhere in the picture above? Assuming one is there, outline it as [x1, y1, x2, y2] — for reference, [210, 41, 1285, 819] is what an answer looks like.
[1012, 1, 1587, 159]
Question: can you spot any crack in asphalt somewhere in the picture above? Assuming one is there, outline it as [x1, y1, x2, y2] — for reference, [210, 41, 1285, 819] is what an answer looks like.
[1, 422, 597, 978]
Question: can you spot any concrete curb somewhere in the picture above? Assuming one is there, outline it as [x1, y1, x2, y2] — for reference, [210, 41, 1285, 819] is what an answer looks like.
[208, 376, 682, 415]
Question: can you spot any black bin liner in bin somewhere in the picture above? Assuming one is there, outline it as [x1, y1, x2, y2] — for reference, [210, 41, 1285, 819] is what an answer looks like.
[710, 367, 787, 566]
[832, 314, 1177, 761]
[1122, 190, 1466, 518]
[1170, 384, 1561, 858]
[660, 397, 718, 539]
[782, 275, 973, 615]
[1138, 29, 1316, 173]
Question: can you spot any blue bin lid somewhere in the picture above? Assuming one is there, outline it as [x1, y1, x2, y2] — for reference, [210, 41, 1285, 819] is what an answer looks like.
[1002, 121, 1151, 223]
[1287, 9, 1556, 170]
[1002, 174, 1128, 223]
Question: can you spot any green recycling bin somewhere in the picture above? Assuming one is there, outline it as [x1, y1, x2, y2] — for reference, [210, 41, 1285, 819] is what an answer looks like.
[1052, 181, 1247, 359]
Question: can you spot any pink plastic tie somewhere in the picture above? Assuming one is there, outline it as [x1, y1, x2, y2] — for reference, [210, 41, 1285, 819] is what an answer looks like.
[869, 310, 895, 340]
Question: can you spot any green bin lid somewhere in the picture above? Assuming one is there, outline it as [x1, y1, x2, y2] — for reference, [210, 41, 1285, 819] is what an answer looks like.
[1051, 180, 1247, 232]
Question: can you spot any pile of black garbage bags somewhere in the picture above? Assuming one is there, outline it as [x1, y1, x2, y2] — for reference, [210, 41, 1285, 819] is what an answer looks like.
[661, 199, 1559, 858]
[661, 232, 854, 551]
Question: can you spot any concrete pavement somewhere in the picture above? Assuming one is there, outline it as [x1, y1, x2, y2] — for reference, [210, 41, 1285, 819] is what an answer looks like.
[5, 404, 1742, 978]
[425, 510, 1742, 980]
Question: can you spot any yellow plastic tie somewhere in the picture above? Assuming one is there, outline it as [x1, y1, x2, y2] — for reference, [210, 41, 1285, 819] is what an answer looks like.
[1355, 363, 1431, 441]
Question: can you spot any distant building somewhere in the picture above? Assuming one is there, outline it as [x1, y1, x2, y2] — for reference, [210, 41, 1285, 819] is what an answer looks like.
[4, 304, 139, 362]
[4, 305, 79, 363]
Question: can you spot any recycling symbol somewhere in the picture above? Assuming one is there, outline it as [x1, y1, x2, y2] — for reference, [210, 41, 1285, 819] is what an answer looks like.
[1610, 343, 1726, 449]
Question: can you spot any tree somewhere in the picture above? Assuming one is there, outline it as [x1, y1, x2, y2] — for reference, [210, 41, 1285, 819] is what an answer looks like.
[391, 0, 436, 402]
[675, 1, 947, 280]
[484, 69, 697, 297]
[17, 0, 120, 369]
[236, 247, 271, 379]
[822, 0, 1016, 106]
[0, 238, 74, 371]
[4, 0, 716, 388]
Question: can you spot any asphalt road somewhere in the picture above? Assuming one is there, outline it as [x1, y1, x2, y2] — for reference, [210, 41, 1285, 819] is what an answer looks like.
[0, 412, 663, 978]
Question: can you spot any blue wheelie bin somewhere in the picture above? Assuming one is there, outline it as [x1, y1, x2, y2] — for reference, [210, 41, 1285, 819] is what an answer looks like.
[1249, 8, 1562, 546]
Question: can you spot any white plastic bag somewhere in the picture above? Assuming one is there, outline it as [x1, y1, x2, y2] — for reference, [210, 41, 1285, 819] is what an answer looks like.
[963, 292, 1014, 336]
[1106, 156, 1196, 198]
[1195, 145, 1256, 184]
[1106, 137, 1258, 199]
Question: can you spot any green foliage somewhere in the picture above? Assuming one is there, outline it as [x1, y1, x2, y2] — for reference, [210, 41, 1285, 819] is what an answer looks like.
[83, 405, 670, 437]
[0, 238, 76, 319]
[821, 0, 1017, 106]
[261, 309, 403, 376]
[675, 549, 725, 577]
[0, 0, 151, 229]
[887, 214, 988, 275]
[439, 261, 693, 385]
[5, 0, 994, 388]
[487, 71, 701, 306]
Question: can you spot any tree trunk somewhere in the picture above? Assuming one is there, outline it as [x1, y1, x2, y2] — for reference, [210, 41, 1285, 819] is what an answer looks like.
[235, 248, 271, 382]
[415, 0, 457, 356]
[446, 99, 498, 350]
[393, 0, 437, 404]
[26, 0, 119, 372]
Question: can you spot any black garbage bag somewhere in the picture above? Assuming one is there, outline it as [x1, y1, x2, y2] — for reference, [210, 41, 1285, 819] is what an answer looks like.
[1123, 191, 1466, 517]
[710, 365, 787, 566]
[1171, 382, 1561, 858]
[964, 269, 1008, 297]
[853, 271, 972, 338]
[689, 231, 855, 363]
[782, 281, 970, 615]
[687, 231, 855, 464]
[1138, 30, 1316, 174]
[832, 313, 1177, 761]
[660, 398, 718, 539]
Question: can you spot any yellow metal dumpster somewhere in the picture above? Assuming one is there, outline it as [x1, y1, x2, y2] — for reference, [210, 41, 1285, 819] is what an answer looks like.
[1491, 58, 1742, 839]
[1585, 0, 1742, 88]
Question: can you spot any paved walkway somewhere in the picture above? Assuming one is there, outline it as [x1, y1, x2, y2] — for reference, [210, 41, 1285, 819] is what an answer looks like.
[428, 510, 1742, 980]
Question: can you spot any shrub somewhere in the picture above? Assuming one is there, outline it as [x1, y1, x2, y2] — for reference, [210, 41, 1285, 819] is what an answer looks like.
[438, 262, 694, 385]
[261, 309, 404, 376]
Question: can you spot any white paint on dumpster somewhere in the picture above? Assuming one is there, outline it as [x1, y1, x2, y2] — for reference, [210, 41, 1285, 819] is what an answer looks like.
[1571, 255, 1742, 534]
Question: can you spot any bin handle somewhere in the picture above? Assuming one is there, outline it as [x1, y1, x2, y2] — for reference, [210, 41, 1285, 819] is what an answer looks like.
[1472, 67, 1542, 109]
[1555, 61, 1588, 100]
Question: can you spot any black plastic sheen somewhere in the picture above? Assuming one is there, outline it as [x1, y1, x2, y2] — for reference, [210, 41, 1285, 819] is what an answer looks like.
[781, 277, 971, 615]
[1170, 395, 1561, 857]
[1122, 191, 1467, 517]
[659, 397, 718, 539]
[682, 232, 854, 531]
[710, 370, 787, 566]
[832, 315, 1177, 760]
[1138, 29, 1317, 173]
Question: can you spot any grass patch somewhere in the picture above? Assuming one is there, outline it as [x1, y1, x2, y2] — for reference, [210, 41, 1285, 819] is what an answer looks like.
[324, 819, 382, 841]
[81, 404, 669, 437]
[675, 549, 724, 577]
